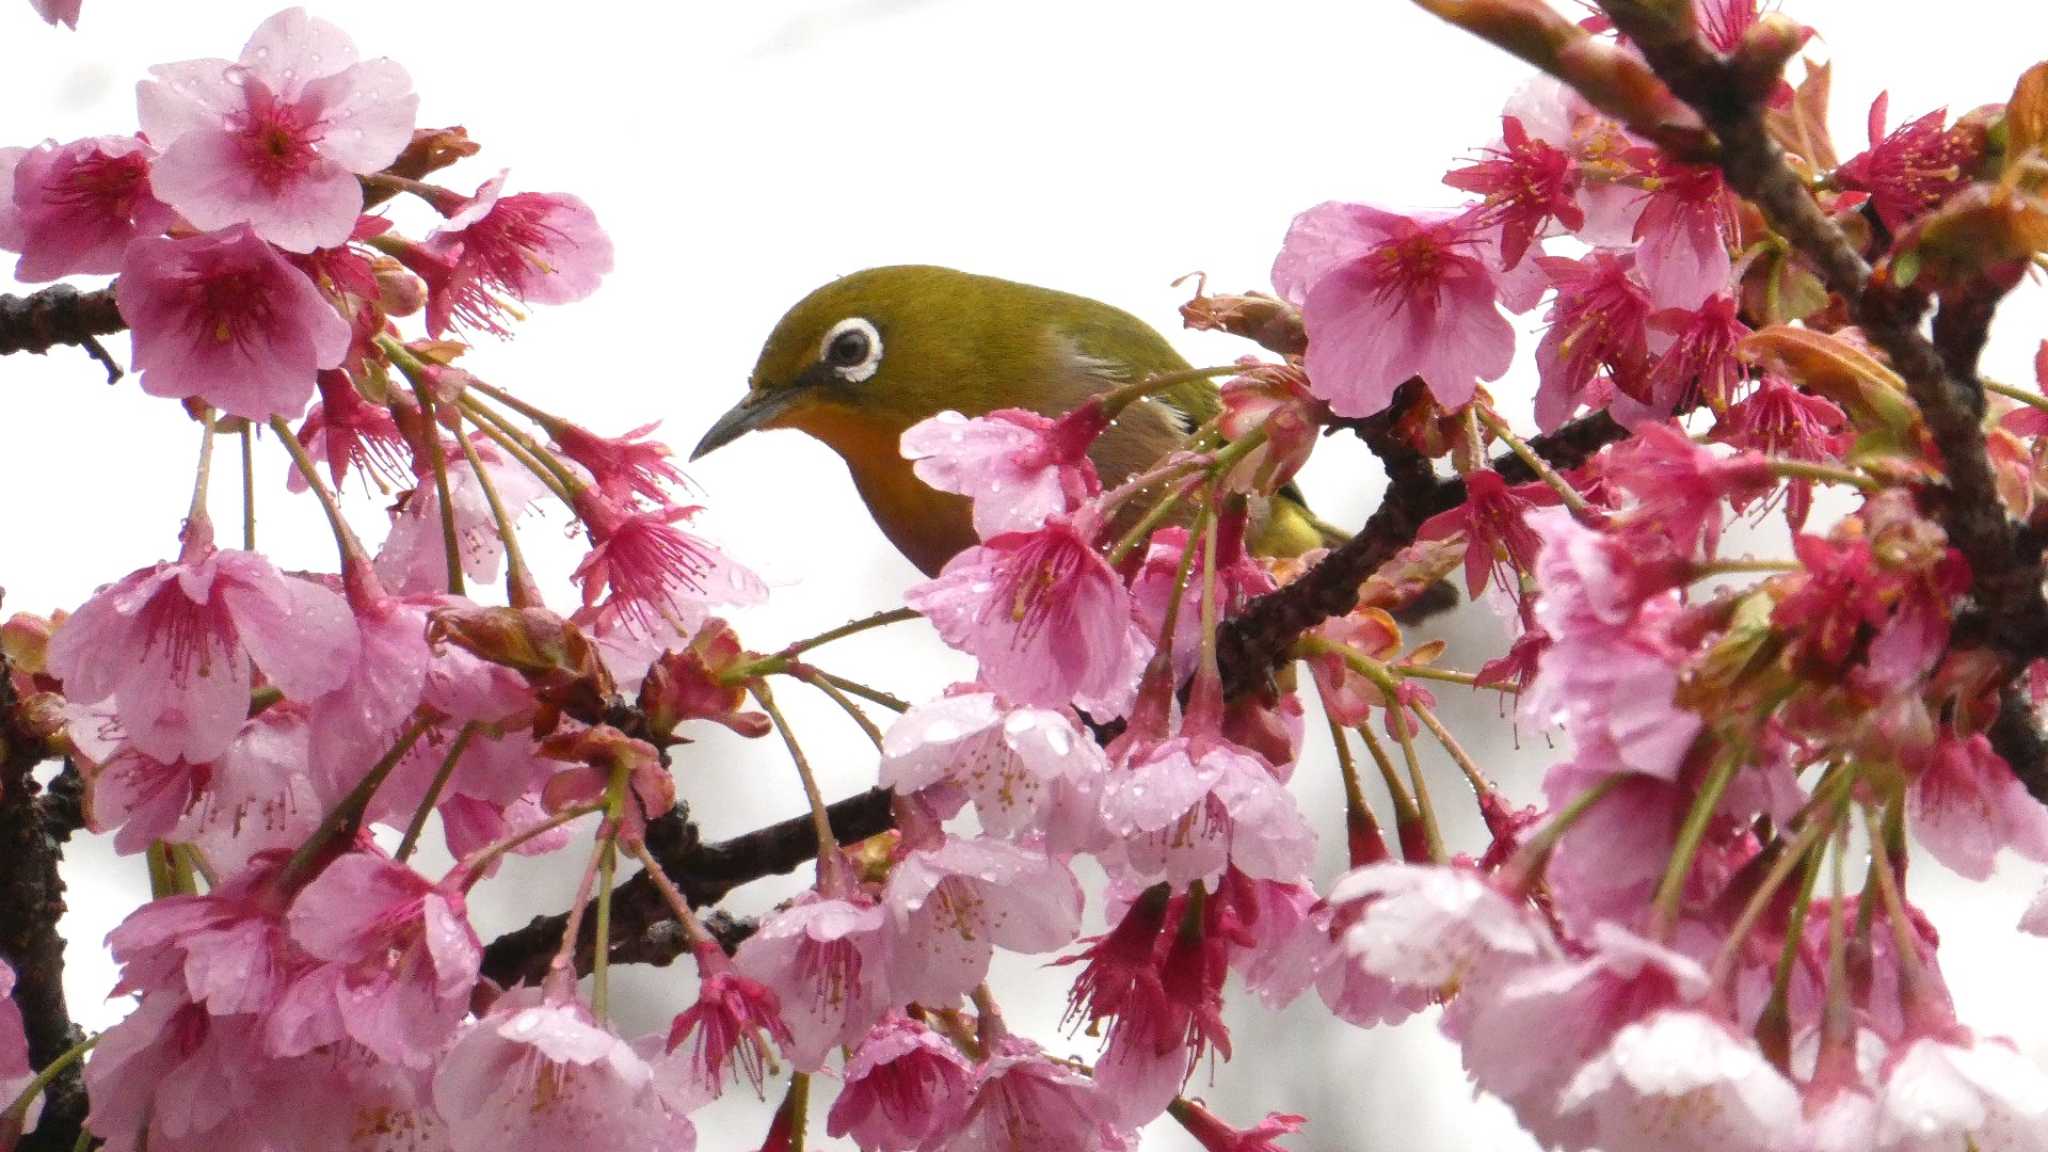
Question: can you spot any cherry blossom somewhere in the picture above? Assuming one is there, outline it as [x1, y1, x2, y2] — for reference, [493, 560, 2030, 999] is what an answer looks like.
[901, 406, 1105, 538]
[825, 1016, 973, 1151]
[0, 135, 171, 281]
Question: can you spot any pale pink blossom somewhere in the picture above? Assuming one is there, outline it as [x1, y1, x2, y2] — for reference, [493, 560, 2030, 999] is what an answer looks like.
[375, 435, 548, 595]
[289, 370, 412, 494]
[551, 420, 689, 509]
[905, 515, 1146, 716]
[30, 0, 80, 27]
[49, 538, 356, 764]
[1558, 1008, 1805, 1152]
[928, 1037, 1113, 1152]
[0, 961, 33, 1138]
[280, 852, 480, 1069]
[901, 406, 1105, 538]
[1907, 734, 2048, 881]
[117, 226, 350, 420]
[137, 7, 417, 252]
[732, 892, 891, 1071]
[1129, 525, 1274, 682]
[882, 836, 1082, 1006]
[433, 993, 694, 1152]
[1445, 923, 1711, 1147]
[1, 135, 172, 281]
[1328, 862, 1551, 990]
[1106, 731, 1315, 887]
[1600, 422, 1775, 558]
[1875, 1034, 2048, 1151]
[1627, 155, 1737, 310]
[826, 1016, 973, 1151]
[1531, 250, 1653, 431]
[879, 690, 1109, 848]
[83, 991, 279, 1152]
[403, 173, 611, 337]
[1272, 201, 1517, 416]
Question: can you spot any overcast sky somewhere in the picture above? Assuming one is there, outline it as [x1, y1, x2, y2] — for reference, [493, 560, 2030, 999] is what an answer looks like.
[5, 2, 2047, 1148]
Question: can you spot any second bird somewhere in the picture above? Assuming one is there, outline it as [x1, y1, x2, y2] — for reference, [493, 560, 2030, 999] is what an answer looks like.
[691, 264, 1334, 575]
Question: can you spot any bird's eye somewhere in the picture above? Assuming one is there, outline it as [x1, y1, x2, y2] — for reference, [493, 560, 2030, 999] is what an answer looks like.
[820, 317, 883, 383]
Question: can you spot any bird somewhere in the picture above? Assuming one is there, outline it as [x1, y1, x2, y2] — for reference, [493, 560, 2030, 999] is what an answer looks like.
[691, 264, 1339, 577]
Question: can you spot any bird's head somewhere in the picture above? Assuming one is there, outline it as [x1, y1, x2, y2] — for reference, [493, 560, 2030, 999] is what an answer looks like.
[692, 265, 1022, 463]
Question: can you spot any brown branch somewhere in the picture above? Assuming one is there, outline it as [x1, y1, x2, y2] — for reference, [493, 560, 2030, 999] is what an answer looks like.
[0, 284, 125, 384]
[0, 666, 86, 1152]
[1588, 3, 2048, 794]
[478, 787, 894, 989]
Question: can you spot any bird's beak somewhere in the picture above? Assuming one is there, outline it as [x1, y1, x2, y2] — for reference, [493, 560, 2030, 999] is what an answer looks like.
[691, 388, 803, 461]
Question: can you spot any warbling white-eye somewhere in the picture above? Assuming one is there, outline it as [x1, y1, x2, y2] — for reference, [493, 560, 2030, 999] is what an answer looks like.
[691, 265, 1337, 576]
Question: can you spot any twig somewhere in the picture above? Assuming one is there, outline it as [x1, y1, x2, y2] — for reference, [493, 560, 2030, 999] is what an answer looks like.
[0, 285, 124, 384]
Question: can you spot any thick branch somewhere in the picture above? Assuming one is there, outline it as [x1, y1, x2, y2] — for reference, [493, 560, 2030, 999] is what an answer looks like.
[478, 787, 894, 989]
[0, 668, 86, 1152]
[1593, 4, 2048, 793]
[0, 284, 124, 384]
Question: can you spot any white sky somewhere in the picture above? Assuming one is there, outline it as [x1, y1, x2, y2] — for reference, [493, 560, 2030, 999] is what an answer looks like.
[4, 1, 2048, 1148]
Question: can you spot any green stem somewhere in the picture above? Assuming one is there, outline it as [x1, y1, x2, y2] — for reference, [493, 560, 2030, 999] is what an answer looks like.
[1985, 377, 2048, 413]
[1105, 472, 1204, 567]
[1379, 686, 1444, 862]
[458, 397, 575, 503]
[270, 416, 369, 568]
[2, 1032, 98, 1127]
[800, 667, 909, 713]
[283, 716, 432, 888]
[458, 394, 586, 497]
[1410, 699, 1493, 795]
[453, 800, 604, 890]
[1694, 557, 1801, 579]
[185, 412, 216, 530]
[450, 413, 539, 605]
[1100, 363, 1250, 418]
[1707, 788, 1842, 989]
[396, 722, 478, 863]
[240, 424, 257, 550]
[1649, 748, 1736, 938]
[1477, 403, 1590, 515]
[779, 607, 921, 658]
[1767, 458, 1879, 491]
[793, 667, 885, 751]
[751, 679, 840, 870]
[1353, 721, 1419, 824]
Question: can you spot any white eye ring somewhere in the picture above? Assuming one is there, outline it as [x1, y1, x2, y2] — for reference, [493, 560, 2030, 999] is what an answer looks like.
[820, 317, 883, 384]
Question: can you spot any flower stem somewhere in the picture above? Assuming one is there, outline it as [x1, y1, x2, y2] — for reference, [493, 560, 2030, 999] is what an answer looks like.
[626, 841, 721, 951]
[451, 800, 603, 890]
[413, 386, 464, 595]
[1706, 787, 1843, 989]
[1105, 472, 1205, 567]
[1401, 664, 1519, 692]
[779, 606, 921, 657]
[396, 722, 479, 863]
[1862, 800, 1931, 993]
[1498, 772, 1625, 894]
[458, 397, 575, 502]
[547, 817, 615, 999]
[270, 415, 371, 569]
[1649, 747, 1736, 938]
[1693, 557, 1800, 579]
[240, 424, 257, 550]
[450, 412, 540, 606]
[1, 1031, 98, 1128]
[1379, 686, 1444, 862]
[185, 411, 216, 532]
[1100, 364, 1250, 418]
[792, 666, 885, 751]
[969, 983, 1009, 1047]
[750, 679, 840, 881]
[459, 394, 586, 497]
[1767, 458, 1879, 491]
[1409, 699, 1493, 797]
[283, 716, 433, 888]
[1477, 403, 1590, 515]
[1352, 721, 1420, 826]
[1986, 376, 2048, 413]
[797, 667, 908, 713]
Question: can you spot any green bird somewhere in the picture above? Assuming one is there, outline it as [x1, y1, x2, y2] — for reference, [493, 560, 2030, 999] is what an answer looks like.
[691, 264, 1337, 576]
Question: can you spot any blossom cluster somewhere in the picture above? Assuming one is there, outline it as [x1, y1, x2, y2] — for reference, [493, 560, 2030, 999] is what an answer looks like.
[4, 2, 2048, 1152]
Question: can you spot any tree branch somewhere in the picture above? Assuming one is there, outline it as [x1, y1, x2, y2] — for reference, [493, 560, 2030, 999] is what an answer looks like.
[478, 787, 894, 989]
[0, 665, 86, 1152]
[0, 285, 124, 384]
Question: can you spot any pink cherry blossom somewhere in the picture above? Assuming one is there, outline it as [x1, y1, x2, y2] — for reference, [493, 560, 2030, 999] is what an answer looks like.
[1328, 862, 1552, 990]
[882, 836, 1082, 1006]
[1088, 888, 1237, 1127]
[49, 537, 357, 764]
[1273, 201, 1517, 416]
[1557, 1008, 1805, 1152]
[375, 434, 549, 595]
[137, 7, 417, 252]
[1303, 608, 1404, 727]
[901, 406, 1105, 538]
[569, 493, 767, 640]
[928, 1037, 1114, 1152]
[1626, 154, 1736, 311]
[433, 992, 694, 1152]
[1631, 293, 1750, 422]
[399, 173, 611, 337]
[1502, 76, 1645, 246]
[1875, 1033, 2048, 1151]
[1600, 422, 1775, 558]
[280, 852, 480, 1069]
[732, 892, 891, 1071]
[1, 135, 172, 281]
[1171, 1101, 1307, 1152]
[0, 961, 33, 1138]
[1418, 470, 1555, 606]
[664, 947, 792, 1101]
[825, 1016, 973, 1151]
[1531, 250, 1653, 431]
[1444, 115, 1584, 269]
[1129, 524, 1274, 682]
[905, 515, 1146, 716]
[1837, 96, 1979, 232]
[879, 690, 1108, 848]
[288, 370, 412, 494]
[83, 991, 279, 1152]
[117, 226, 350, 420]
[1711, 376, 1849, 532]
[551, 420, 690, 509]
[79, 704, 317, 867]
[30, 0, 80, 27]
[1907, 734, 2048, 881]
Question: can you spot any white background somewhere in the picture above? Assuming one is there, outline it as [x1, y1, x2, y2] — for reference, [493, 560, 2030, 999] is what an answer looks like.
[4, 1, 2047, 1148]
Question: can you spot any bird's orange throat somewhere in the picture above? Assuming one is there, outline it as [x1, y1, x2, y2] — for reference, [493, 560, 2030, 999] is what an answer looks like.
[781, 402, 977, 577]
